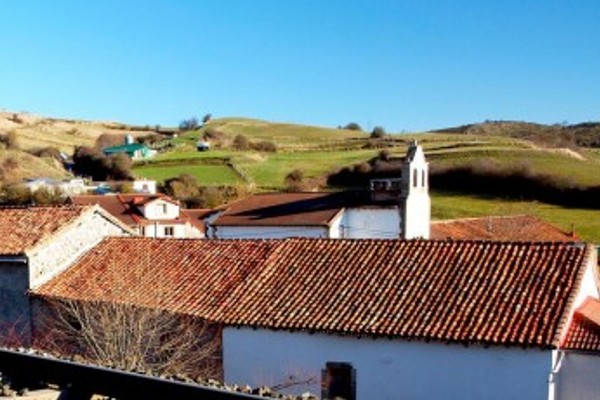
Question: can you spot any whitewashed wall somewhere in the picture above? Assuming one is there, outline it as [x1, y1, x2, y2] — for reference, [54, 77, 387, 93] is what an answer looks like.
[223, 328, 552, 400]
[552, 352, 600, 400]
[28, 209, 131, 288]
[141, 223, 188, 238]
[140, 200, 179, 220]
[213, 226, 329, 239]
[342, 207, 400, 238]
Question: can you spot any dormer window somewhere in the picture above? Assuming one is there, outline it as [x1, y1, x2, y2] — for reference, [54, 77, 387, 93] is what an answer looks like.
[160, 204, 168, 214]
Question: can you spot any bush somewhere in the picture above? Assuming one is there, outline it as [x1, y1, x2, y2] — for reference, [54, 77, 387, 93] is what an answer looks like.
[232, 134, 250, 151]
[370, 126, 386, 139]
[344, 122, 362, 131]
[95, 133, 125, 150]
[251, 140, 277, 153]
[179, 117, 199, 132]
[202, 114, 212, 124]
[284, 169, 305, 192]
[72, 146, 132, 181]
[0, 132, 19, 150]
[378, 149, 392, 162]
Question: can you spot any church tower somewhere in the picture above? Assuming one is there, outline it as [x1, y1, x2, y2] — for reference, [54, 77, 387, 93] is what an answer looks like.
[400, 140, 431, 239]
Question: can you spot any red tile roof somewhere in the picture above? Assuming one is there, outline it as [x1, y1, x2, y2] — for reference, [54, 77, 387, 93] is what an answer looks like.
[431, 215, 579, 242]
[561, 297, 600, 351]
[70, 194, 198, 229]
[180, 209, 215, 234]
[34, 238, 593, 348]
[0, 206, 93, 255]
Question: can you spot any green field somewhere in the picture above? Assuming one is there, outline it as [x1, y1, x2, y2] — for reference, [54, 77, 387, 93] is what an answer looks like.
[134, 164, 242, 185]
[432, 191, 600, 242]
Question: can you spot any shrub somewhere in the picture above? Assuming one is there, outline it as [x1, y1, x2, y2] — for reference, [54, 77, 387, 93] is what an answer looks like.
[179, 117, 199, 132]
[284, 169, 305, 192]
[378, 149, 392, 162]
[232, 134, 250, 151]
[202, 114, 212, 124]
[251, 140, 277, 153]
[370, 126, 386, 139]
[344, 122, 362, 131]
[0, 132, 19, 150]
[95, 133, 125, 150]
[72, 146, 133, 181]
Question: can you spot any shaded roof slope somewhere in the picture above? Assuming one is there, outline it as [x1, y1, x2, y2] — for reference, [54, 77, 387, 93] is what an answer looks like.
[212, 191, 392, 227]
[34, 238, 592, 348]
[0, 206, 93, 255]
[431, 215, 579, 242]
[561, 297, 600, 351]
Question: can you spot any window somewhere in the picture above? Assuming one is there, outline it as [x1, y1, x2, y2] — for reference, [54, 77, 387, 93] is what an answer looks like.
[413, 169, 418, 187]
[140, 226, 146, 236]
[164, 226, 174, 237]
[421, 169, 426, 187]
[160, 204, 168, 214]
[322, 362, 356, 400]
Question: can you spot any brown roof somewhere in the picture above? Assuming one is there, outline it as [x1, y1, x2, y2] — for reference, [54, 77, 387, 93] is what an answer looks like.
[180, 209, 214, 233]
[0, 206, 93, 255]
[561, 297, 600, 351]
[70, 194, 184, 228]
[212, 191, 386, 227]
[431, 215, 579, 242]
[34, 238, 593, 348]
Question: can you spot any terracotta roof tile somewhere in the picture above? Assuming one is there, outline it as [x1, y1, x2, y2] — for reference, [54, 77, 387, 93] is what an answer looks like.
[431, 215, 579, 242]
[34, 238, 592, 348]
[561, 297, 600, 351]
[0, 206, 92, 255]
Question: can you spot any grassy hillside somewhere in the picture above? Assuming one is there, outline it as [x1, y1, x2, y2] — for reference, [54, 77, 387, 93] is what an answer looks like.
[3, 110, 600, 241]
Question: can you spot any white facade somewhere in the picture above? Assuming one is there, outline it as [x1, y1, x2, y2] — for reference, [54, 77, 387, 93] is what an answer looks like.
[552, 352, 600, 400]
[223, 328, 553, 400]
[139, 199, 180, 220]
[139, 222, 202, 238]
[341, 207, 400, 238]
[132, 179, 157, 194]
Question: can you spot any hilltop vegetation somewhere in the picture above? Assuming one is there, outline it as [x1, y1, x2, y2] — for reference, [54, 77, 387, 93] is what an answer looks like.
[2, 111, 600, 240]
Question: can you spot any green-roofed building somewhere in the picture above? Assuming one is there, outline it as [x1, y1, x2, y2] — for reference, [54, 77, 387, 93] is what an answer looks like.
[103, 143, 156, 160]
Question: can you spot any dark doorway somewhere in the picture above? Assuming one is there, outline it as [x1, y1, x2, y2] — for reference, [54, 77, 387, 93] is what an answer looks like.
[321, 362, 356, 400]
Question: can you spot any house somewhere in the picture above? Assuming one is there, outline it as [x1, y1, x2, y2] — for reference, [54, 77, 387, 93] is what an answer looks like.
[431, 214, 580, 241]
[31, 237, 600, 399]
[102, 143, 156, 160]
[209, 141, 430, 239]
[70, 194, 211, 238]
[0, 206, 132, 343]
[24, 178, 87, 196]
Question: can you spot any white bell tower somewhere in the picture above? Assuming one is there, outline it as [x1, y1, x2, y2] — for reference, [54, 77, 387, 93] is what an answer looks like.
[401, 140, 431, 239]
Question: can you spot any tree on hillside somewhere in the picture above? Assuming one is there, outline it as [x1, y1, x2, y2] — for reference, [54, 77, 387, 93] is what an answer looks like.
[232, 134, 250, 151]
[202, 114, 212, 124]
[284, 169, 305, 192]
[343, 122, 362, 131]
[72, 146, 133, 181]
[370, 126, 386, 139]
[179, 117, 199, 132]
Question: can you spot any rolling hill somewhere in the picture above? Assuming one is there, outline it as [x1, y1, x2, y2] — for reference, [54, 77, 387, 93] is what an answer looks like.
[2, 111, 600, 241]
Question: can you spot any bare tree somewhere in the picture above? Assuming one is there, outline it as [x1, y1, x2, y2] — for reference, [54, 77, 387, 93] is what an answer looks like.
[33, 255, 221, 379]
[36, 299, 220, 378]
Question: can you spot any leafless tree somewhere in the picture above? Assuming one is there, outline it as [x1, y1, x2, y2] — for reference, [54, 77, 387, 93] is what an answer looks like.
[36, 299, 220, 379]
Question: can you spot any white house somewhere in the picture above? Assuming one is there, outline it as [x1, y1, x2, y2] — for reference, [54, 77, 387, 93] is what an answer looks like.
[0, 205, 132, 343]
[210, 141, 430, 240]
[70, 194, 210, 238]
[32, 237, 600, 399]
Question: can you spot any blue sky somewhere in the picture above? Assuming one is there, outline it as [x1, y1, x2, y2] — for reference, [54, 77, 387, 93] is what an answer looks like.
[0, 1, 599, 132]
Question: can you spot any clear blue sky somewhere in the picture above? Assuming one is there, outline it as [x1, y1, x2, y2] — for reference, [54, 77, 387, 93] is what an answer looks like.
[0, 0, 599, 132]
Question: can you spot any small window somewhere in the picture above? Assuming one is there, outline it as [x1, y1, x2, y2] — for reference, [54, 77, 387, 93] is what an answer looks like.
[412, 169, 418, 187]
[140, 226, 146, 236]
[164, 227, 174, 237]
[322, 362, 356, 400]
[160, 204, 168, 214]
[421, 169, 426, 187]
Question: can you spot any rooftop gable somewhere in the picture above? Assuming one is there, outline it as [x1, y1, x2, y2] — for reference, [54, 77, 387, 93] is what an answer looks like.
[431, 215, 579, 242]
[0, 206, 98, 255]
[561, 297, 600, 351]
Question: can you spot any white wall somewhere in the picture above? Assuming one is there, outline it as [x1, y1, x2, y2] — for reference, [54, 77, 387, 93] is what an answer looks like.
[140, 199, 179, 220]
[223, 328, 552, 400]
[403, 192, 431, 239]
[213, 226, 329, 239]
[342, 207, 400, 238]
[28, 209, 131, 288]
[552, 352, 600, 400]
[141, 223, 187, 238]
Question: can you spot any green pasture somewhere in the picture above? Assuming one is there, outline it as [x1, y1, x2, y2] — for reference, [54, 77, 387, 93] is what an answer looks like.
[133, 164, 242, 185]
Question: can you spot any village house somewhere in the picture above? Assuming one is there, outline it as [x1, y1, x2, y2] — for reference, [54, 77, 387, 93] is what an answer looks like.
[70, 193, 211, 238]
[31, 236, 600, 400]
[0, 206, 131, 342]
[209, 141, 430, 239]
[102, 135, 156, 160]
